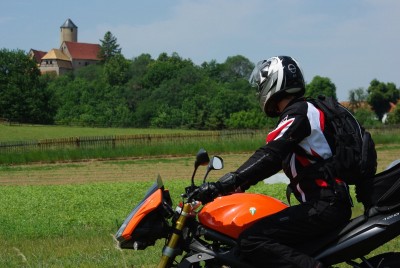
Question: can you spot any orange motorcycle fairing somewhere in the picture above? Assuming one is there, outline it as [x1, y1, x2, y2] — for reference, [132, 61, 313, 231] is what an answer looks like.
[117, 188, 162, 242]
[198, 193, 289, 239]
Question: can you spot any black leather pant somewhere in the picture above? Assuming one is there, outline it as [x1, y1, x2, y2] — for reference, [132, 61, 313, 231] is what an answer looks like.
[238, 197, 352, 268]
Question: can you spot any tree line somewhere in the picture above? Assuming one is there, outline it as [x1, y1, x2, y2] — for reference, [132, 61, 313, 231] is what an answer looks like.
[1, 32, 400, 129]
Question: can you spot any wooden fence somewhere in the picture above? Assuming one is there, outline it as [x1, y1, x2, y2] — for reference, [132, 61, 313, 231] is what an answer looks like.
[0, 130, 259, 153]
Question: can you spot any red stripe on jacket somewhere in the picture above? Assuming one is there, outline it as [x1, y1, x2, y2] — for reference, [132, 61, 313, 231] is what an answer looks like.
[266, 118, 294, 143]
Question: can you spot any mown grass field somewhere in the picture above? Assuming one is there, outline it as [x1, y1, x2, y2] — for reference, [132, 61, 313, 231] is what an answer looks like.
[0, 124, 202, 142]
[0, 125, 399, 267]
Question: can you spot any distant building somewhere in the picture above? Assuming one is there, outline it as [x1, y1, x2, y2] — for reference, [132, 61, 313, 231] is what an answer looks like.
[29, 49, 47, 67]
[30, 18, 101, 75]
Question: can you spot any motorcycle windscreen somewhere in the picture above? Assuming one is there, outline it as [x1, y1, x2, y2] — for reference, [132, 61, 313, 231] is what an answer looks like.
[198, 193, 288, 238]
[115, 179, 163, 243]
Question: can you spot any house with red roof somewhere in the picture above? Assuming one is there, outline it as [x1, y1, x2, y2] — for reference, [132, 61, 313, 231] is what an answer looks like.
[31, 19, 101, 75]
[29, 49, 47, 67]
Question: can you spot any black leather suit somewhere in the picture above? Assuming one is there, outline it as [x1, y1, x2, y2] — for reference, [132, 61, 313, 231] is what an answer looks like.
[231, 97, 352, 268]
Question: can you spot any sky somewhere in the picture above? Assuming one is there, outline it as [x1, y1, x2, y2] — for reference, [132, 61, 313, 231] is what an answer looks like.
[1, 0, 399, 101]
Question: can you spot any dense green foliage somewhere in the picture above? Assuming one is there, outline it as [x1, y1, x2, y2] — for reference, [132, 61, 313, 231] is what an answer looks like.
[0, 49, 56, 123]
[367, 79, 400, 121]
[305, 75, 337, 99]
[354, 108, 380, 127]
[2, 41, 400, 129]
[44, 51, 268, 129]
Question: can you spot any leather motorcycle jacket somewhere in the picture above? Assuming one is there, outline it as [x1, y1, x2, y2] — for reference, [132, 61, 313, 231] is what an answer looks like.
[230, 97, 340, 203]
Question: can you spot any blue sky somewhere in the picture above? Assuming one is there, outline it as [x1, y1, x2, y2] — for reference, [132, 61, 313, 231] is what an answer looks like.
[1, 0, 399, 101]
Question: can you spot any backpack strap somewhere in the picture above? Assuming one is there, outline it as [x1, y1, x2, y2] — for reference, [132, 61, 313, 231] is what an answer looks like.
[286, 185, 293, 206]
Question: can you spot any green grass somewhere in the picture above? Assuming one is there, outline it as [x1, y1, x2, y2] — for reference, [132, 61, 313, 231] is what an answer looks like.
[1, 124, 400, 166]
[0, 124, 201, 142]
[370, 129, 400, 145]
[0, 181, 398, 267]
[0, 125, 399, 266]
[0, 181, 158, 267]
[1, 124, 399, 143]
[0, 135, 265, 165]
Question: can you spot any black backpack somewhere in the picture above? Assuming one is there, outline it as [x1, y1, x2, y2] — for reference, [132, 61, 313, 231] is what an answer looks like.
[308, 95, 377, 185]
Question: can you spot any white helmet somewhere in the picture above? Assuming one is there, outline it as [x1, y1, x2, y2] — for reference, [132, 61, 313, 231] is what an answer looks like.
[249, 56, 305, 117]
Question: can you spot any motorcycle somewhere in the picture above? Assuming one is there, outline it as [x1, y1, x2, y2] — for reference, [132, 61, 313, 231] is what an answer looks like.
[115, 149, 400, 267]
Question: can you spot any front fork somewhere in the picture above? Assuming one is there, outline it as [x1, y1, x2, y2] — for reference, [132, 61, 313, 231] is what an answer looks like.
[158, 202, 195, 268]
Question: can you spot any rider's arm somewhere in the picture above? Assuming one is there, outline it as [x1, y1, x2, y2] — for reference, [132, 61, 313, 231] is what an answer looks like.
[220, 102, 312, 192]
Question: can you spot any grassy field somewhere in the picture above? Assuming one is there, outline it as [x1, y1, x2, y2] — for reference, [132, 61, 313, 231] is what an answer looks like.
[1, 149, 400, 267]
[2, 124, 400, 166]
[0, 124, 266, 165]
[0, 125, 399, 267]
[0, 124, 203, 142]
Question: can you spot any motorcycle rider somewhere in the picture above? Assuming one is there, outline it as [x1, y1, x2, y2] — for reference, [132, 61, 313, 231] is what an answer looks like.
[195, 56, 355, 268]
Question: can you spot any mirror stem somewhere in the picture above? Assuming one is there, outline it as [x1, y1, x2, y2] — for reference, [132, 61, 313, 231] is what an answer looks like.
[191, 166, 198, 187]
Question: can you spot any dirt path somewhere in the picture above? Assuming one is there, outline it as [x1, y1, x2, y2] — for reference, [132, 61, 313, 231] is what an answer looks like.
[0, 148, 398, 186]
[0, 153, 252, 185]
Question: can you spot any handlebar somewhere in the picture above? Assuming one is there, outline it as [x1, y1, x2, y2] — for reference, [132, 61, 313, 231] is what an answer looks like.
[182, 186, 200, 202]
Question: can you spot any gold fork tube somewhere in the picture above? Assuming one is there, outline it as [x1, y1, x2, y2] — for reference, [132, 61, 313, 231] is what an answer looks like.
[158, 203, 192, 268]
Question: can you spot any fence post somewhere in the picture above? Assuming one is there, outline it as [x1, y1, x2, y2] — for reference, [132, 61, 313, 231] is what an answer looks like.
[75, 137, 80, 148]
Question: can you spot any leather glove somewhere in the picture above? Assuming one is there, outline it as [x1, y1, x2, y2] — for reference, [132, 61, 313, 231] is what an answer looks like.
[218, 172, 239, 194]
[195, 182, 222, 204]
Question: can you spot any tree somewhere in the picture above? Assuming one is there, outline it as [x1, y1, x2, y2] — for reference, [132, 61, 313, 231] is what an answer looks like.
[305, 76, 337, 99]
[103, 53, 130, 86]
[74, 63, 103, 81]
[354, 108, 379, 127]
[348, 87, 368, 111]
[124, 54, 154, 112]
[201, 59, 222, 80]
[221, 55, 254, 82]
[0, 48, 56, 123]
[225, 109, 275, 129]
[201, 55, 254, 83]
[53, 77, 132, 127]
[98, 31, 122, 62]
[367, 79, 400, 121]
[129, 53, 153, 78]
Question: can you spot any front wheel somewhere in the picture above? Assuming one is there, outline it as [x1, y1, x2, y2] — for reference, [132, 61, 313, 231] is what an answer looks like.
[360, 252, 400, 268]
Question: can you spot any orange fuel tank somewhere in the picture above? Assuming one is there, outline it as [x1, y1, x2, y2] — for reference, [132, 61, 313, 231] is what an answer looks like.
[198, 193, 288, 239]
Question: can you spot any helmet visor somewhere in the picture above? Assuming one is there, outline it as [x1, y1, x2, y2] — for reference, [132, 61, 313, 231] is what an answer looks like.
[248, 57, 279, 92]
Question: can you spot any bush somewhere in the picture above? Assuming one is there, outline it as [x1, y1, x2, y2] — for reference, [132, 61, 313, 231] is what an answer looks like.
[226, 109, 277, 129]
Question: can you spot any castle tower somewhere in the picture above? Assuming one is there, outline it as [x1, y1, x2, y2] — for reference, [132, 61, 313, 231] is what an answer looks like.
[60, 18, 78, 45]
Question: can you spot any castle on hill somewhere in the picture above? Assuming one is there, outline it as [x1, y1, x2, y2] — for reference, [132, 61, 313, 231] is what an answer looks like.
[29, 19, 101, 75]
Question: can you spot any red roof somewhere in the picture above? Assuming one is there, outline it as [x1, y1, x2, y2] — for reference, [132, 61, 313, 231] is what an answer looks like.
[64, 41, 100, 60]
[30, 49, 47, 63]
